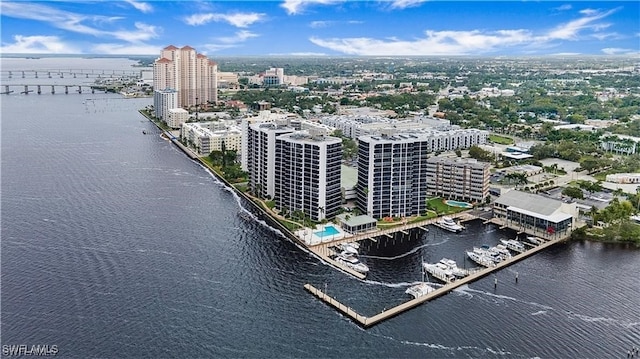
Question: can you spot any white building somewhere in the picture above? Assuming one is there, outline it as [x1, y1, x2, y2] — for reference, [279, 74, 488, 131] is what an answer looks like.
[247, 121, 295, 199]
[166, 108, 189, 129]
[426, 157, 490, 203]
[605, 173, 640, 184]
[181, 122, 242, 156]
[274, 130, 342, 221]
[153, 45, 218, 108]
[153, 89, 178, 122]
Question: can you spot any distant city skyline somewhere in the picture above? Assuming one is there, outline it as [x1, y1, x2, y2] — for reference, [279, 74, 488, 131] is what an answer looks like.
[1, 1, 638, 57]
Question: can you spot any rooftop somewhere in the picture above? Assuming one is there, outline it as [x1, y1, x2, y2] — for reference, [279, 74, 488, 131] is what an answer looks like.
[495, 190, 564, 216]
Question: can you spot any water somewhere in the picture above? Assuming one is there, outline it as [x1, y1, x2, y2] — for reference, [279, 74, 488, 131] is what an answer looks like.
[314, 225, 341, 238]
[2, 57, 639, 358]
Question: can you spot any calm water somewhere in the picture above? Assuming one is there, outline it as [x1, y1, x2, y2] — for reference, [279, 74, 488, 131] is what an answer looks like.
[1, 57, 639, 358]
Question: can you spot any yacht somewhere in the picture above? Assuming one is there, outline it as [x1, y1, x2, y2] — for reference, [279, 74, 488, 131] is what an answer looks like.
[527, 236, 544, 245]
[422, 262, 456, 283]
[405, 282, 436, 299]
[466, 250, 496, 268]
[334, 253, 369, 274]
[500, 239, 526, 253]
[436, 216, 464, 233]
[475, 245, 510, 262]
[439, 258, 468, 277]
[493, 244, 513, 260]
[337, 243, 358, 256]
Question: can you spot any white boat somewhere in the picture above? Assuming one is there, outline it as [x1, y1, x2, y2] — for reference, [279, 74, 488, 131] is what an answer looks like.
[406, 256, 436, 299]
[405, 282, 436, 299]
[436, 216, 464, 233]
[422, 262, 456, 283]
[500, 239, 526, 253]
[527, 236, 544, 245]
[493, 244, 512, 260]
[439, 258, 468, 277]
[335, 253, 369, 274]
[337, 243, 358, 256]
[467, 250, 496, 267]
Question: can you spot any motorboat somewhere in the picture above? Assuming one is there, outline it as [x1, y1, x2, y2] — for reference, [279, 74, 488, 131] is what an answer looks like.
[337, 243, 358, 256]
[493, 244, 512, 260]
[500, 239, 526, 253]
[405, 282, 436, 299]
[436, 216, 464, 233]
[423, 262, 456, 283]
[466, 250, 496, 267]
[335, 253, 369, 274]
[527, 236, 544, 245]
[439, 258, 468, 277]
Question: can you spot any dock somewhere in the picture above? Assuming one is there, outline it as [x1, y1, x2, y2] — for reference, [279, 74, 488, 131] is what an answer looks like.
[305, 234, 568, 328]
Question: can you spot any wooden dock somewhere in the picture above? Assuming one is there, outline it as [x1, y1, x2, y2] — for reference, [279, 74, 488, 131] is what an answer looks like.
[305, 234, 569, 328]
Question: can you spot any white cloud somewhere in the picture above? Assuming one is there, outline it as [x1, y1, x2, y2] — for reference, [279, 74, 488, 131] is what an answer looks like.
[0, 2, 158, 43]
[310, 20, 362, 28]
[281, 0, 345, 15]
[388, 0, 428, 10]
[310, 7, 622, 56]
[545, 8, 617, 40]
[310, 20, 331, 28]
[184, 12, 265, 27]
[0, 35, 80, 54]
[554, 4, 572, 11]
[91, 43, 159, 55]
[217, 30, 259, 44]
[310, 29, 533, 56]
[124, 0, 153, 13]
[601, 48, 639, 55]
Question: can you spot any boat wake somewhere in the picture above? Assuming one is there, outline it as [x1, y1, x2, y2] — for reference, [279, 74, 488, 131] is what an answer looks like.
[362, 279, 444, 289]
[360, 239, 448, 260]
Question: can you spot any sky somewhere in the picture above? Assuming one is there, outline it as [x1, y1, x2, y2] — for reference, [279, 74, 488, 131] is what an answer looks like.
[1, 1, 639, 57]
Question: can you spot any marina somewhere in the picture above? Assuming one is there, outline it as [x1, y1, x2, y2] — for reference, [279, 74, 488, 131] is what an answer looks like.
[305, 233, 570, 328]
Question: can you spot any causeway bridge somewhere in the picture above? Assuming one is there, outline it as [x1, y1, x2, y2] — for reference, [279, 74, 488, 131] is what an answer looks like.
[2, 69, 143, 79]
[1, 84, 108, 95]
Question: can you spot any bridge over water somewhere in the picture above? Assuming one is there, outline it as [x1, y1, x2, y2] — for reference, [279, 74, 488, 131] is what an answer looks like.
[1, 84, 109, 95]
[1, 69, 144, 80]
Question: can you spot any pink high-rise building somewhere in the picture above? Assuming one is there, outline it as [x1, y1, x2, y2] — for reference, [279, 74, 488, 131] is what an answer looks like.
[153, 45, 218, 108]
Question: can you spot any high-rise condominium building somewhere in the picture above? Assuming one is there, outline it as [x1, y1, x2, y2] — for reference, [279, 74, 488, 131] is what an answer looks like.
[426, 157, 490, 203]
[356, 132, 430, 219]
[274, 131, 342, 222]
[153, 89, 178, 121]
[153, 45, 218, 108]
[247, 121, 295, 199]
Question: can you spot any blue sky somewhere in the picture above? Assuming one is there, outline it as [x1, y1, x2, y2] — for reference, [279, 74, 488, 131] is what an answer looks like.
[1, 1, 638, 56]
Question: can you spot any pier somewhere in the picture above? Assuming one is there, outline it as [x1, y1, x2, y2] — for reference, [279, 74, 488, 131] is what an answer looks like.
[305, 234, 569, 327]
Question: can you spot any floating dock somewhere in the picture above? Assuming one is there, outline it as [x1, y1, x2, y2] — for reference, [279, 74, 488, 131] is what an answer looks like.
[305, 234, 568, 328]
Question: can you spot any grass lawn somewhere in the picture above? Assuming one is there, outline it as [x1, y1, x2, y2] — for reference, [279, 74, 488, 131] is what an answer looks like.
[427, 198, 468, 215]
[489, 134, 515, 145]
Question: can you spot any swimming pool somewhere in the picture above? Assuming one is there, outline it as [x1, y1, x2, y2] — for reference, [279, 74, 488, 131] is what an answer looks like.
[314, 225, 340, 238]
[444, 200, 473, 208]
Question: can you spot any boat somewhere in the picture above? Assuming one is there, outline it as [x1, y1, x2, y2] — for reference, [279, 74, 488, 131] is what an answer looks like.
[405, 282, 436, 299]
[475, 245, 510, 262]
[500, 239, 526, 253]
[337, 242, 359, 255]
[436, 216, 464, 233]
[466, 250, 496, 267]
[334, 253, 369, 274]
[142, 129, 147, 135]
[493, 244, 512, 260]
[438, 258, 468, 277]
[406, 256, 436, 299]
[422, 262, 456, 283]
[527, 236, 544, 245]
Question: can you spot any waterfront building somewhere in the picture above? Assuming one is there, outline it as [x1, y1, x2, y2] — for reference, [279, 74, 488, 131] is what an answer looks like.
[356, 129, 488, 219]
[335, 214, 377, 234]
[153, 89, 178, 122]
[153, 45, 218, 108]
[356, 131, 431, 219]
[181, 122, 242, 156]
[493, 190, 577, 238]
[247, 121, 295, 199]
[426, 157, 490, 203]
[166, 108, 189, 129]
[274, 130, 342, 221]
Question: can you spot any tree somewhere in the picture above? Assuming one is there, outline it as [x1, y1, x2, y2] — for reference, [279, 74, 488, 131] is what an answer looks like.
[562, 186, 584, 199]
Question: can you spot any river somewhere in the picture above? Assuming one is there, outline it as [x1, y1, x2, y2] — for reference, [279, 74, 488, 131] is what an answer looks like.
[1, 57, 638, 358]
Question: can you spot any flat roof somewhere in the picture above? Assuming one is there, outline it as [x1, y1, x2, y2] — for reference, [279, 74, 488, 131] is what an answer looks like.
[501, 152, 533, 160]
[336, 213, 377, 226]
[341, 165, 358, 188]
[495, 190, 563, 216]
